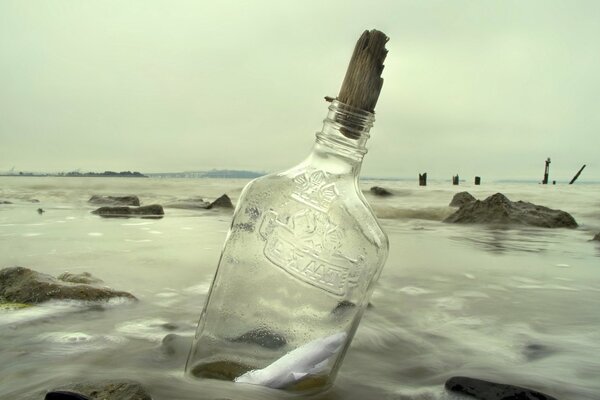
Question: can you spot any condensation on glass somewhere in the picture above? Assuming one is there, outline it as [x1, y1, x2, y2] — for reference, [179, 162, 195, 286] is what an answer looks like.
[186, 100, 389, 394]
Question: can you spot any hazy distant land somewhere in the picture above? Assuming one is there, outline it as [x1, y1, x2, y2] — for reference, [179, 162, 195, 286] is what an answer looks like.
[0, 169, 265, 179]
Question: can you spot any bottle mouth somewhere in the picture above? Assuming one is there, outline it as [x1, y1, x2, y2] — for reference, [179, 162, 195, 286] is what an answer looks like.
[326, 100, 375, 140]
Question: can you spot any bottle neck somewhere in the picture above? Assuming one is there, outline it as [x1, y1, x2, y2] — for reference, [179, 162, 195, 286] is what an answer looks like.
[307, 100, 375, 176]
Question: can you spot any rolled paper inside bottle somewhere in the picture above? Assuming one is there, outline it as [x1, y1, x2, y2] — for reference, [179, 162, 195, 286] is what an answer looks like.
[235, 332, 347, 389]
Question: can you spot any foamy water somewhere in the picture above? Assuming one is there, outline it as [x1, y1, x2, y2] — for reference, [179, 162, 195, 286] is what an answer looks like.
[1, 177, 599, 399]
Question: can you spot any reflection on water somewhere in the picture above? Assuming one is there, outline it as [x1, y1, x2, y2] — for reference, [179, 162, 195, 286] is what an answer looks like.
[1, 177, 599, 399]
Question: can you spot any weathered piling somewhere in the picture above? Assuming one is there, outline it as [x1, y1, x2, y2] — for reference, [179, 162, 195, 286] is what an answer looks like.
[419, 173, 427, 186]
[569, 164, 586, 184]
[542, 157, 551, 184]
[452, 175, 459, 185]
[474, 176, 481, 185]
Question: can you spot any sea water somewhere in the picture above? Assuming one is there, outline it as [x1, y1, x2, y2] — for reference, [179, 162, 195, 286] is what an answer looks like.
[0, 177, 599, 399]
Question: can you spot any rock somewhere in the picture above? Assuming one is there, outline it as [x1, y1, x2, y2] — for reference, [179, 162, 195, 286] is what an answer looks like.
[160, 333, 192, 357]
[0, 302, 31, 310]
[47, 380, 152, 400]
[592, 233, 600, 241]
[370, 186, 393, 196]
[37, 208, 45, 214]
[206, 194, 234, 209]
[0, 200, 12, 204]
[230, 328, 287, 349]
[91, 204, 164, 218]
[29, 199, 40, 203]
[88, 195, 140, 207]
[0, 266, 136, 304]
[45, 391, 91, 400]
[57, 272, 104, 285]
[449, 191, 476, 207]
[165, 197, 211, 210]
[445, 376, 558, 400]
[444, 193, 578, 228]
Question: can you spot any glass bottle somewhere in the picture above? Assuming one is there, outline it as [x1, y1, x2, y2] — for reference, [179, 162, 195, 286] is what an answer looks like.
[186, 100, 389, 393]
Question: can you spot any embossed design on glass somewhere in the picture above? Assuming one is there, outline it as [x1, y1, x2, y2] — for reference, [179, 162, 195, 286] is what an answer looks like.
[186, 101, 389, 394]
[259, 208, 361, 296]
[291, 171, 339, 212]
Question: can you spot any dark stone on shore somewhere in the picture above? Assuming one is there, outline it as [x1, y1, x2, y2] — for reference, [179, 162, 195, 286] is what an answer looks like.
[57, 271, 104, 285]
[230, 327, 287, 349]
[206, 194, 234, 209]
[91, 204, 164, 218]
[89, 195, 141, 207]
[444, 193, 578, 228]
[0, 266, 136, 304]
[370, 186, 393, 196]
[592, 233, 600, 241]
[48, 380, 152, 400]
[445, 376, 558, 400]
[449, 191, 476, 207]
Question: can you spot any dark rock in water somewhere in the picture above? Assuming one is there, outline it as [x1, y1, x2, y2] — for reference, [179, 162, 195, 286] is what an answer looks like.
[231, 328, 287, 349]
[0, 200, 12, 204]
[48, 380, 152, 400]
[0, 266, 136, 304]
[37, 208, 45, 214]
[444, 193, 578, 228]
[57, 271, 103, 285]
[523, 343, 555, 361]
[91, 204, 164, 218]
[88, 195, 141, 207]
[592, 233, 600, 242]
[160, 333, 192, 357]
[206, 194, 234, 209]
[29, 199, 40, 203]
[165, 197, 211, 210]
[45, 391, 91, 400]
[370, 186, 393, 196]
[449, 191, 476, 207]
[445, 376, 558, 400]
[332, 300, 356, 315]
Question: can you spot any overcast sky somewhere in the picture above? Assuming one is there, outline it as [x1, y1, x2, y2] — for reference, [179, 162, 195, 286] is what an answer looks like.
[1, 1, 599, 181]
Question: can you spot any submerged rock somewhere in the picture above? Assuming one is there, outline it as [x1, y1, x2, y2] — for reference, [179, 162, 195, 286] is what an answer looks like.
[445, 376, 558, 400]
[91, 204, 164, 218]
[37, 208, 45, 214]
[160, 333, 192, 357]
[47, 380, 152, 400]
[370, 186, 393, 196]
[449, 191, 476, 207]
[57, 271, 104, 285]
[165, 197, 211, 210]
[230, 328, 287, 349]
[206, 194, 234, 209]
[88, 195, 140, 206]
[444, 193, 577, 228]
[0, 200, 12, 204]
[0, 266, 136, 304]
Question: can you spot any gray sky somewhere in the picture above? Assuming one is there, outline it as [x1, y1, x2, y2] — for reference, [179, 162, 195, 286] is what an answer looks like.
[1, 1, 599, 181]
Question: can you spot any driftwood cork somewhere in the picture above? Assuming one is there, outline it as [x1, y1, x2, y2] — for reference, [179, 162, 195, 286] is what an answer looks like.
[328, 29, 389, 139]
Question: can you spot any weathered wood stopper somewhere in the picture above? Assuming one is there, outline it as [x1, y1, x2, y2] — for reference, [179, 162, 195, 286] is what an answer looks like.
[337, 30, 389, 113]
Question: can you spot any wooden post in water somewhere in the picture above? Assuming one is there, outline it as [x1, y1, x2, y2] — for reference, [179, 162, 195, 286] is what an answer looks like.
[569, 164, 586, 184]
[474, 176, 481, 185]
[452, 175, 459, 185]
[542, 157, 551, 184]
[419, 172, 427, 186]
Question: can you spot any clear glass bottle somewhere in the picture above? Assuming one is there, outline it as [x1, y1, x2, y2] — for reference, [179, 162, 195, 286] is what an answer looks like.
[186, 100, 389, 393]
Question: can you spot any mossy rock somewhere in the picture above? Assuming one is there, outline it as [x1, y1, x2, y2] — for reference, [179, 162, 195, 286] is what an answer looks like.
[0, 302, 32, 310]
